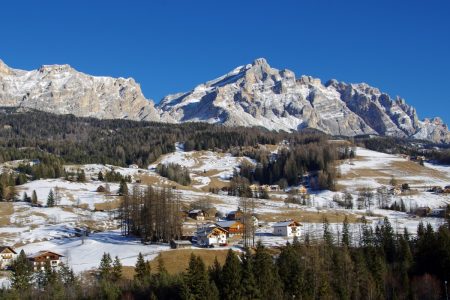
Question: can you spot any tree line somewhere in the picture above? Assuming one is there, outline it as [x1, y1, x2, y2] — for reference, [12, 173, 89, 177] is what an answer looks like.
[3, 218, 450, 299]
[0, 109, 323, 168]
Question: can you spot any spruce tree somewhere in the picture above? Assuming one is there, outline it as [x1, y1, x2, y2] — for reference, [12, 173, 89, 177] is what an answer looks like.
[322, 217, 334, 247]
[98, 252, 112, 281]
[47, 189, 55, 207]
[342, 216, 351, 247]
[253, 242, 283, 300]
[118, 179, 128, 196]
[134, 252, 151, 284]
[98, 171, 104, 181]
[220, 249, 242, 299]
[11, 250, 33, 291]
[111, 256, 122, 282]
[241, 250, 260, 299]
[31, 190, 38, 205]
[22, 192, 29, 203]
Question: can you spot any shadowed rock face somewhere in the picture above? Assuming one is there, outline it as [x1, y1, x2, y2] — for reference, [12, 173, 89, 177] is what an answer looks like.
[0, 59, 160, 122]
[0, 58, 448, 143]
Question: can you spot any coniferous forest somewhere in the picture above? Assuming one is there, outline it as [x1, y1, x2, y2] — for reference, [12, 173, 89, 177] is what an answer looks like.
[1, 218, 450, 300]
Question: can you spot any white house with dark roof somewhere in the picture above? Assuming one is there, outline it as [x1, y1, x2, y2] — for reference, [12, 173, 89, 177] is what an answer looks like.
[195, 225, 228, 246]
[0, 246, 17, 269]
[272, 220, 302, 237]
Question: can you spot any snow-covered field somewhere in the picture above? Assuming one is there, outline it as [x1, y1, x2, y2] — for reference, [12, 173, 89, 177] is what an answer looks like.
[1, 145, 450, 284]
[18, 230, 169, 273]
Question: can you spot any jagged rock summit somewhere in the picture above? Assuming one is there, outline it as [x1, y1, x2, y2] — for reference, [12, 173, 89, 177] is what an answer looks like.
[0, 58, 448, 143]
[159, 58, 450, 143]
[0, 60, 160, 121]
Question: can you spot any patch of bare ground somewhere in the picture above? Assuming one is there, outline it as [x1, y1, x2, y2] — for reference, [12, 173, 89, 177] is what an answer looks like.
[258, 209, 362, 223]
[121, 249, 230, 278]
[137, 173, 200, 192]
[390, 161, 450, 181]
[0, 202, 13, 226]
[94, 197, 122, 211]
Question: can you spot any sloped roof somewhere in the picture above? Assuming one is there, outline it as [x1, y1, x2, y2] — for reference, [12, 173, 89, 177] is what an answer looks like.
[28, 250, 64, 259]
[0, 246, 16, 254]
[215, 220, 241, 228]
[273, 221, 301, 227]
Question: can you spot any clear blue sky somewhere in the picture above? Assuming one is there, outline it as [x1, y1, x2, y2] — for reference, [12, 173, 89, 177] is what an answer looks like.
[1, 0, 449, 123]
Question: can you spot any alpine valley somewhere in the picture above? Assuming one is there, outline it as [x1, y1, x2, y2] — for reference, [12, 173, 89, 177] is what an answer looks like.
[0, 58, 448, 143]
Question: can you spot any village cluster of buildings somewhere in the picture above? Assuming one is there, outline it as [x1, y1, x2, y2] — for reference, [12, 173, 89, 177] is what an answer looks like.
[0, 247, 64, 271]
[186, 209, 302, 247]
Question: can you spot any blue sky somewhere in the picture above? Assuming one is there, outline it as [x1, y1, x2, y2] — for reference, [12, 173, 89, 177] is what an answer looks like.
[1, 0, 449, 123]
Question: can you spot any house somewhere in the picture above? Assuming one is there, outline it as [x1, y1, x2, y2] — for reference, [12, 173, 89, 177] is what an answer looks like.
[188, 209, 207, 221]
[269, 185, 280, 192]
[414, 207, 431, 217]
[429, 209, 446, 218]
[28, 251, 64, 271]
[226, 209, 243, 221]
[170, 240, 192, 249]
[261, 185, 271, 192]
[390, 187, 402, 196]
[249, 184, 260, 193]
[293, 185, 308, 195]
[430, 186, 444, 194]
[0, 246, 17, 270]
[195, 225, 228, 246]
[272, 220, 302, 237]
[215, 220, 244, 237]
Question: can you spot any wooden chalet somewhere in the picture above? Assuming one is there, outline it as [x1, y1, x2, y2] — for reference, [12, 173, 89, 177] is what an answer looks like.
[215, 220, 244, 237]
[188, 209, 207, 221]
[226, 209, 243, 221]
[170, 240, 192, 249]
[28, 250, 64, 271]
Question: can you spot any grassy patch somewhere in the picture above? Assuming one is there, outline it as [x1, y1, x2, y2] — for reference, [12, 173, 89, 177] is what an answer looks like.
[0, 202, 13, 226]
[122, 249, 230, 278]
[94, 197, 122, 211]
[258, 209, 361, 223]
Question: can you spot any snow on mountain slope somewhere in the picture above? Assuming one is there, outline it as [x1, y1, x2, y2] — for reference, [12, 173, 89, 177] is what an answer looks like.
[0, 59, 160, 121]
[1, 58, 448, 143]
[159, 58, 450, 143]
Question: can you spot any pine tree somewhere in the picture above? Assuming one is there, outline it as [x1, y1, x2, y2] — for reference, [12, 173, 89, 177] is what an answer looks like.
[241, 250, 260, 299]
[98, 252, 112, 281]
[11, 250, 33, 291]
[47, 189, 55, 207]
[220, 249, 242, 299]
[342, 216, 351, 247]
[186, 254, 216, 299]
[322, 217, 334, 247]
[22, 192, 29, 203]
[118, 179, 128, 196]
[208, 256, 222, 288]
[253, 242, 283, 300]
[134, 252, 151, 284]
[98, 171, 104, 181]
[111, 256, 122, 282]
[31, 190, 38, 205]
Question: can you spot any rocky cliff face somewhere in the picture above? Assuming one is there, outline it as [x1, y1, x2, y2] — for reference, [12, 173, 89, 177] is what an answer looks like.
[159, 58, 450, 143]
[0, 58, 448, 143]
[0, 59, 160, 121]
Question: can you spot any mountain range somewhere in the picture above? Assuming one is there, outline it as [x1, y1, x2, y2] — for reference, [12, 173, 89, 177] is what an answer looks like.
[0, 58, 448, 143]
